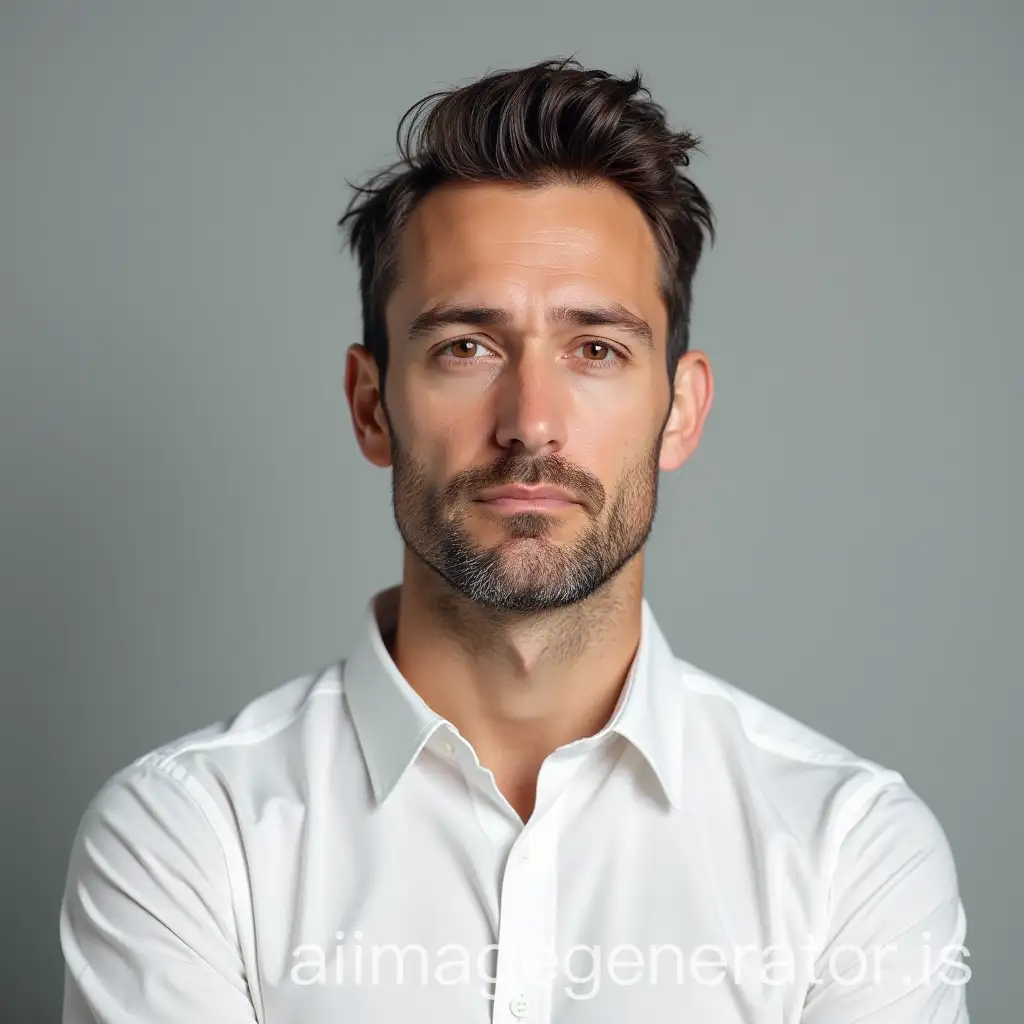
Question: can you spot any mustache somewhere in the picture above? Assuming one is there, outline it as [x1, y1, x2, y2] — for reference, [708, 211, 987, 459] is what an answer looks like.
[451, 454, 605, 511]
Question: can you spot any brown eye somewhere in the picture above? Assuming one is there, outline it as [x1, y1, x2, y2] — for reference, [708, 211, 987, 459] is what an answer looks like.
[449, 340, 479, 358]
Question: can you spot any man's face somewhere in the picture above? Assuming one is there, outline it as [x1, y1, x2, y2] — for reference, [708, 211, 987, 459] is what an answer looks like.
[380, 180, 674, 613]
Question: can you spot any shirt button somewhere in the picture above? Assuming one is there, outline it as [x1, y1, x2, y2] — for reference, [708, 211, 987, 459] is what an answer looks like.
[442, 740, 455, 756]
[509, 995, 529, 1017]
[516, 844, 530, 863]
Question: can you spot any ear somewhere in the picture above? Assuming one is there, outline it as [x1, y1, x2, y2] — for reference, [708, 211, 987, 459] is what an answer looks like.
[659, 350, 714, 472]
[345, 343, 392, 468]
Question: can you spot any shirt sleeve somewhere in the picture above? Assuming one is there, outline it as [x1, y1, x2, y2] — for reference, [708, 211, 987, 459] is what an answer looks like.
[801, 775, 970, 1022]
[59, 758, 259, 1023]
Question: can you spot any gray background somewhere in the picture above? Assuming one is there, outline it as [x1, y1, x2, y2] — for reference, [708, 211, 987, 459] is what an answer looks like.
[1, 1, 1019, 1020]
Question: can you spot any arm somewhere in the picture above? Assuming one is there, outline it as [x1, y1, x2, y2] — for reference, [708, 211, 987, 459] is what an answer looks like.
[801, 776, 969, 1022]
[60, 759, 259, 1023]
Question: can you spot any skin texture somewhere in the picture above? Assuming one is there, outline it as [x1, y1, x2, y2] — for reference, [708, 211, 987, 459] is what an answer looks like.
[345, 179, 713, 821]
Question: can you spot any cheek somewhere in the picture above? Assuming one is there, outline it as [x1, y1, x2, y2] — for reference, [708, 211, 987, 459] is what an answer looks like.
[393, 388, 483, 480]
[572, 391, 654, 461]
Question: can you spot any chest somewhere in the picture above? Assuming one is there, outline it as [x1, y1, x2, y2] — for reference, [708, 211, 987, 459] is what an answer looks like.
[237, 767, 817, 1024]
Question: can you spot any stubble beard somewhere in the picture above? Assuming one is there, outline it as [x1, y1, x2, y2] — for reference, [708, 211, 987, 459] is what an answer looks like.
[388, 426, 664, 614]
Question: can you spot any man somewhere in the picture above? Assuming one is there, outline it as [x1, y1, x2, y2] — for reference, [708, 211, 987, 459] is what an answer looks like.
[60, 57, 969, 1022]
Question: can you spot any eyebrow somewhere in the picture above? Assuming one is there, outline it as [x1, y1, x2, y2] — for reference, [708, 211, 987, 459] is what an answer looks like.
[406, 301, 655, 348]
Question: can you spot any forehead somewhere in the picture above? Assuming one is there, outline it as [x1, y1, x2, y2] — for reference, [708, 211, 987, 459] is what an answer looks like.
[388, 180, 665, 327]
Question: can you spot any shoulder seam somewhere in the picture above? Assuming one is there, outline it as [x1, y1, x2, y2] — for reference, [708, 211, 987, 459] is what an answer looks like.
[680, 668, 881, 770]
[147, 665, 342, 764]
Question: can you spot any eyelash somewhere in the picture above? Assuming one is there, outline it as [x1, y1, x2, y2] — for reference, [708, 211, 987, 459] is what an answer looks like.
[434, 339, 627, 371]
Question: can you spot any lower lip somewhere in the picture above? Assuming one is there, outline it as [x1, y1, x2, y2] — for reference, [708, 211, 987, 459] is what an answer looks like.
[478, 497, 578, 512]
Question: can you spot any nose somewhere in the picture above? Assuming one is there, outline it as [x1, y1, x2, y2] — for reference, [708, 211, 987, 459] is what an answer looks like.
[492, 347, 569, 456]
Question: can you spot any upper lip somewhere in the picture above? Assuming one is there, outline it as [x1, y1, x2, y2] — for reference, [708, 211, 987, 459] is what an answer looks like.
[477, 485, 579, 503]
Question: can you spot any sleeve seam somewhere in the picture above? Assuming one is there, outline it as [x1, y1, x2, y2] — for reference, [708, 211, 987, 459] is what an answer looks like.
[141, 755, 246, 952]
[812, 769, 907, 957]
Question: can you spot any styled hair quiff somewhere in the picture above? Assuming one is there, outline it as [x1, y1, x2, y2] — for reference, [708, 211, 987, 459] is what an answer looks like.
[338, 56, 715, 389]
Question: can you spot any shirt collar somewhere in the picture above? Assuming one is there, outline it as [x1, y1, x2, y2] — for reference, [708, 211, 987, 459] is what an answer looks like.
[343, 584, 685, 810]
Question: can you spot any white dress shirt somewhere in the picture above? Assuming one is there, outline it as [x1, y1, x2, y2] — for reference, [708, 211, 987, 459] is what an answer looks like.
[60, 584, 969, 1022]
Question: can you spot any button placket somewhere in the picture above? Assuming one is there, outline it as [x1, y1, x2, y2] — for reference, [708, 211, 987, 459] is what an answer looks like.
[491, 802, 564, 1023]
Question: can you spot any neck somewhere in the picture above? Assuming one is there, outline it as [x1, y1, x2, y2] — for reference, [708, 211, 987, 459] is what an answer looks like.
[387, 548, 645, 820]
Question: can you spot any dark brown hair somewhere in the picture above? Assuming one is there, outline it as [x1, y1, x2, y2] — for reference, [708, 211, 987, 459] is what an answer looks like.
[337, 56, 715, 390]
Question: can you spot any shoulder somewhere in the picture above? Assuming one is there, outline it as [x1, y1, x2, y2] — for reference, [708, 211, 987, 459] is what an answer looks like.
[143, 659, 346, 769]
[678, 655, 877, 768]
[675, 656, 957, 874]
[673, 655, 966, 989]
[142, 659, 352, 791]
[57, 667, 353, 1020]
[69, 660, 354, 869]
